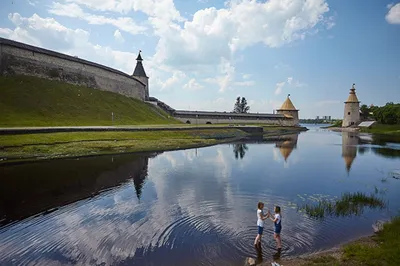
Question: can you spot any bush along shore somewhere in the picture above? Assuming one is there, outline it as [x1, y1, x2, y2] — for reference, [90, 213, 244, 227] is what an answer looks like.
[0, 126, 306, 164]
[279, 216, 400, 266]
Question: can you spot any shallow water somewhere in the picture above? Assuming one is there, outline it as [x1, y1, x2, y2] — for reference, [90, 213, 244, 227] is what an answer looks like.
[1, 125, 400, 265]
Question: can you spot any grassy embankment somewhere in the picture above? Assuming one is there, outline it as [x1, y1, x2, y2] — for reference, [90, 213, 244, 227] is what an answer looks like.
[360, 124, 400, 135]
[323, 120, 342, 128]
[0, 75, 180, 126]
[284, 216, 400, 266]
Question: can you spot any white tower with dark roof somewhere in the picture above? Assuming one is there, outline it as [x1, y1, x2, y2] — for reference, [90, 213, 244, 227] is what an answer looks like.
[132, 50, 149, 100]
[342, 84, 360, 127]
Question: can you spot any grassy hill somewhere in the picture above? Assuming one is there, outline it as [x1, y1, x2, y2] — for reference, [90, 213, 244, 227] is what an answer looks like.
[0, 75, 180, 127]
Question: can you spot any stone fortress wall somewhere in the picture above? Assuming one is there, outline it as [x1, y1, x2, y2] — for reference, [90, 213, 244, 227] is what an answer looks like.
[0, 38, 147, 100]
[172, 112, 297, 126]
[175, 117, 296, 126]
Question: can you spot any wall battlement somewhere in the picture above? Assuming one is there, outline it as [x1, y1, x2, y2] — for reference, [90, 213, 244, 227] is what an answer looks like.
[0, 37, 146, 100]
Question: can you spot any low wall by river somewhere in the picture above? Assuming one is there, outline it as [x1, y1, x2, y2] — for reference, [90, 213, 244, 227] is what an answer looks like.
[174, 116, 296, 126]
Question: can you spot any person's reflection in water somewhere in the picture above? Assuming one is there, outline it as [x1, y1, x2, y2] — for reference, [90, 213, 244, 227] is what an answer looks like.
[272, 248, 282, 261]
[255, 245, 263, 265]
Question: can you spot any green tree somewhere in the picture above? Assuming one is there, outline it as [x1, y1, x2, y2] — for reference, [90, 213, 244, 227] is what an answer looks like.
[371, 102, 400, 125]
[233, 96, 250, 113]
[360, 104, 370, 118]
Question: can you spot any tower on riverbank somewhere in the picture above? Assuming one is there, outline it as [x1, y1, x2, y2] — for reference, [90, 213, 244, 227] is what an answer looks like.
[342, 84, 360, 127]
[132, 50, 149, 100]
[276, 94, 299, 126]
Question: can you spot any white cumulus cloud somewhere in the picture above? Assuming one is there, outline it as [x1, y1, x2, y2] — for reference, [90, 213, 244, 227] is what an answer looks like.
[1, 0, 332, 102]
[113, 30, 125, 42]
[274, 77, 306, 95]
[183, 78, 204, 91]
[275, 81, 286, 95]
[160, 71, 186, 91]
[48, 2, 146, 35]
[0, 13, 137, 74]
[386, 3, 400, 24]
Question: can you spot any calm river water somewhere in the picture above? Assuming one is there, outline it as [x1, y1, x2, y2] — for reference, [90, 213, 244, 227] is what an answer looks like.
[1, 125, 400, 265]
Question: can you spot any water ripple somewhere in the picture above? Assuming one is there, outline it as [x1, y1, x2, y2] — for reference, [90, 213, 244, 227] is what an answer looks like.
[1, 139, 399, 265]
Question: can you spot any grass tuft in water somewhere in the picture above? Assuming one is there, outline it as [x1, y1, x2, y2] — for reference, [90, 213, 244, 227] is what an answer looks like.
[299, 192, 385, 219]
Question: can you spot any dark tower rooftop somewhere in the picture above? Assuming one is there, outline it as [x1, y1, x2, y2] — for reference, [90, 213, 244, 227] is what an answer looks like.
[133, 50, 147, 77]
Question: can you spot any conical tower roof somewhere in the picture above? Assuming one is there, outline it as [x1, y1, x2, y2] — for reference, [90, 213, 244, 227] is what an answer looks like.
[276, 135, 298, 161]
[132, 50, 147, 77]
[343, 156, 355, 173]
[345, 84, 360, 103]
[277, 94, 298, 111]
[280, 146, 294, 161]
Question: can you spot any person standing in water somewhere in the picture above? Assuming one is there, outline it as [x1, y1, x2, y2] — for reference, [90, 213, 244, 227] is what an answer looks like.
[268, 206, 282, 253]
[254, 202, 269, 249]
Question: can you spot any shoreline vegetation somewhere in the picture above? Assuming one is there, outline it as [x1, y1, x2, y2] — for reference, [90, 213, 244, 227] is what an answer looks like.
[279, 216, 400, 266]
[327, 123, 400, 136]
[0, 126, 307, 164]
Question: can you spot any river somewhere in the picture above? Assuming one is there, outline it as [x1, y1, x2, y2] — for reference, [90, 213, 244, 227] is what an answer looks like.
[0, 125, 399, 265]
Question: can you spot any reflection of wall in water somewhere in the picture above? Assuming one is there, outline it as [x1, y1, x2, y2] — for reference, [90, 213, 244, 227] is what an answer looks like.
[342, 133, 359, 173]
[275, 133, 299, 161]
[0, 154, 154, 225]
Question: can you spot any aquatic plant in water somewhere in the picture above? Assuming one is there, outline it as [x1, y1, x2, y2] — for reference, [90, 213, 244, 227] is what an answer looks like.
[298, 192, 386, 219]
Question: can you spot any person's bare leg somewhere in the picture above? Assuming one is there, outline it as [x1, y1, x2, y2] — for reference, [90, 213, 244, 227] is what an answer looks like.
[274, 233, 282, 250]
[254, 234, 260, 246]
[277, 235, 282, 249]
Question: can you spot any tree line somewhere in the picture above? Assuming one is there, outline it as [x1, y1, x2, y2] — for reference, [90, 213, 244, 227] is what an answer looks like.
[361, 102, 400, 124]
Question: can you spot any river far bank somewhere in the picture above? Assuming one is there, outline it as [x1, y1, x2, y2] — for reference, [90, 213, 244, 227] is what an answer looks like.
[326, 123, 400, 135]
[0, 125, 307, 164]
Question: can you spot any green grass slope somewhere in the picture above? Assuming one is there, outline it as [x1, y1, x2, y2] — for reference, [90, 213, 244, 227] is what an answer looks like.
[0, 75, 180, 127]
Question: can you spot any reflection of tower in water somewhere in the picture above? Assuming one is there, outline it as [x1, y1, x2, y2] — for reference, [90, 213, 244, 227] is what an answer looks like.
[132, 152, 161, 200]
[275, 134, 299, 161]
[132, 158, 149, 200]
[341, 133, 359, 173]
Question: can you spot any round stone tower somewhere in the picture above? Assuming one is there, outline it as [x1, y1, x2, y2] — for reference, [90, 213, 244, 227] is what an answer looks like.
[342, 84, 360, 127]
[132, 50, 149, 100]
[276, 94, 299, 126]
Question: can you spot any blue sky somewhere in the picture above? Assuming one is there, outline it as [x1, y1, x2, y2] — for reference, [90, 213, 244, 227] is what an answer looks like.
[1, 0, 399, 119]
